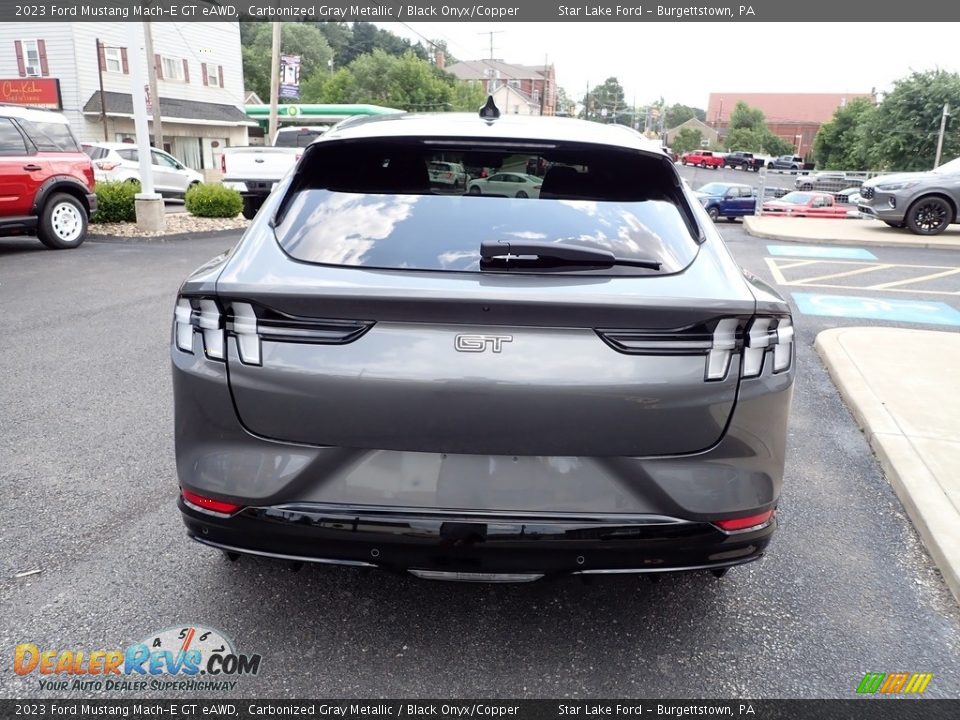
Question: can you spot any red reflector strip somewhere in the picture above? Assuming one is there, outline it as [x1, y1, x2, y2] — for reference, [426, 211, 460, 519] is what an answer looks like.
[714, 510, 774, 531]
[181, 489, 242, 515]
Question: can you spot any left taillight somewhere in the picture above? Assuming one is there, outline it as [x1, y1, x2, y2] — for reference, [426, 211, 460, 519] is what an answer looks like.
[174, 296, 374, 362]
[174, 296, 224, 360]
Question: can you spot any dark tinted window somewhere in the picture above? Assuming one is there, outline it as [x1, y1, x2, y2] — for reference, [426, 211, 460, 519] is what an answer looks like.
[20, 120, 80, 152]
[0, 118, 28, 155]
[117, 148, 138, 162]
[274, 129, 324, 148]
[274, 139, 699, 275]
[83, 145, 107, 160]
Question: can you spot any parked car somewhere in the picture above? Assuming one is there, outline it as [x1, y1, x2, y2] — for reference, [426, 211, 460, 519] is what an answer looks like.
[835, 187, 863, 205]
[723, 152, 764, 172]
[272, 126, 326, 148]
[858, 156, 960, 235]
[762, 191, 850, 217]
[466, 171, 542, 198]
[0, 105, 96, 249]
[768, 155, 806, 171]
[795, 172, 861, 193]
[171, 106, 795, 581]
[681, 150, 724, 169]
[661, 146, 679, 162]
[694, 182, 757, 221]
[428, 161, 468, 189]
[221, 131, 304, 219]
[84, 142, 203, 198]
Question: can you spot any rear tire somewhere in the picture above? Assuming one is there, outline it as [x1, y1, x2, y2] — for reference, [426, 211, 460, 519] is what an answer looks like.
[905, 196, 952, 235]
[468, 185, 481, 195]
[515, 191, 528, 199]
[707, 206, 719, 222]
[37, 193, 88, 249]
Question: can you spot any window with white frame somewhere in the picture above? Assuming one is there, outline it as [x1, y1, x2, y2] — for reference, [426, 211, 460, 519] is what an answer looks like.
[162, 56, 185, 82]
[204, 63, 223, 88]
[104, 47, 123, 73]
[21, 39, 40, 76]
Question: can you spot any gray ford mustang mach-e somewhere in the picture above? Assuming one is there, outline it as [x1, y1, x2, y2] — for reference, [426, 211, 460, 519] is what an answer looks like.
[171, 102, 795, 582]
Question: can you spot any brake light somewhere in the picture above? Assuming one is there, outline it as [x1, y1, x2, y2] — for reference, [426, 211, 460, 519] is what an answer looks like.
[714, 509, 774, 532]
[181, 489, 242, 516]
[95, 160, 120, 171]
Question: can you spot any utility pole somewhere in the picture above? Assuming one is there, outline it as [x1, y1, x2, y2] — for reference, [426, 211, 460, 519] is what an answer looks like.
[477, 30, 503, 60]
[934, 102, 950, 168]
[268, 21, 281, 145]
[95, 39, 109, 141]
[143, 22, 163, 150]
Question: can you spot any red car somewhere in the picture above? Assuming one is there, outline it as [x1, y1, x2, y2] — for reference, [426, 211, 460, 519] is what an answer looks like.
[762, 191, 850, 218]
[680, 150, 724, 169]
[0, 106, 97, 249]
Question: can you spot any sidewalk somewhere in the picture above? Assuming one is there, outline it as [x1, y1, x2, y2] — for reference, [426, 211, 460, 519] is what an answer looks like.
[743, 216, 960, 250]
[816, 327, 960, 606]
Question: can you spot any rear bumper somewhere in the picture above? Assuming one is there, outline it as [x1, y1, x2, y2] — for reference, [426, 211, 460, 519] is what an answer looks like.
[180, 501, 774, 578]
[86, 192, 98, 215]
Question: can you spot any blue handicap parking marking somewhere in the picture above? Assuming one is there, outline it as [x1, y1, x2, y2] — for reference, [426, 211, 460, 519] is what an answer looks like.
[792, 292, 960, 326]
[767, 245, 878, 261]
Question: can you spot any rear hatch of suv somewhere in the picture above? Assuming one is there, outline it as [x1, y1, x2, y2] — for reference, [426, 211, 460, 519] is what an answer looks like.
[216, 135, 757, 457]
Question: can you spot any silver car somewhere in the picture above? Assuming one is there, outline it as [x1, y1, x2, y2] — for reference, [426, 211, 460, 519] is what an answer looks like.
[859, 156, 960, 234]
[171, 105, 795, 582]
[84, 142, 203, 197]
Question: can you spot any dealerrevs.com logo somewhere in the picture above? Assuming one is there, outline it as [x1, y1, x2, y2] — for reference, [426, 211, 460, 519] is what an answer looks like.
[14, 625, 261, 692]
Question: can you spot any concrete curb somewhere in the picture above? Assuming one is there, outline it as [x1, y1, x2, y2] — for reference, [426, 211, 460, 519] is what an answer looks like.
[742, 216, 960, 250]
[815, 328, 960, 607]
[88, 228, 243, 244]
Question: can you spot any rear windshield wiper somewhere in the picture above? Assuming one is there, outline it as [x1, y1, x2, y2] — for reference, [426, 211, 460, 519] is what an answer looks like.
[480, 240, 662, 270]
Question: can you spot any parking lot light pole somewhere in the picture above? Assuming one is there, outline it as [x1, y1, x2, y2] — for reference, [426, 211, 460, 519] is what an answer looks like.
[127, 24, 164, 233]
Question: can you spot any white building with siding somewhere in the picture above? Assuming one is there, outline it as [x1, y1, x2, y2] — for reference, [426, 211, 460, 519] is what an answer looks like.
[0, 22, 253, 175]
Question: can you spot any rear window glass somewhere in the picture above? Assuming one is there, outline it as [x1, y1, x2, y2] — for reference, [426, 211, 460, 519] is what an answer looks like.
[117, 148, 138, 161]
[274, 129, 325, 148]
[20, 120, 79, 152]
[274, 139, 700, 275]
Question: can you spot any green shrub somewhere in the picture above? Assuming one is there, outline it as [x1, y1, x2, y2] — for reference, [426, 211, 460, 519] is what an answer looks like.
[91, 180, 140, 223]
[185, 183, 243, 218]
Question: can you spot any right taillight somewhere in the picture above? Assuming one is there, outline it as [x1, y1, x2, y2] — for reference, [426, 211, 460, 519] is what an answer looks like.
[743, 316, 793, 378]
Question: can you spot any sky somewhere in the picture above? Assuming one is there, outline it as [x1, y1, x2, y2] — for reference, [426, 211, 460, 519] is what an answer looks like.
[376, 22, 960, 109]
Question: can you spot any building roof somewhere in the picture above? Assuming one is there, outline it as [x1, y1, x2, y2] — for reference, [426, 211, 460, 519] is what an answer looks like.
[446, 60, 551, 82]
[706, 92, 874, 125]
[493, 84, 540, 109]
[83, 91, 254, 126]
[666, 117, 715, 135]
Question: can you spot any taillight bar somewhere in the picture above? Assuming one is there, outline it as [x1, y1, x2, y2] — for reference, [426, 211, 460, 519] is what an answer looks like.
[597, 314, 793, 381]
[174, 296, 374, 364]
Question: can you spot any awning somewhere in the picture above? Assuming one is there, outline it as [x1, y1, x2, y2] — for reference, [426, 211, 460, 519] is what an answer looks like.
[84, 91, 257, 127]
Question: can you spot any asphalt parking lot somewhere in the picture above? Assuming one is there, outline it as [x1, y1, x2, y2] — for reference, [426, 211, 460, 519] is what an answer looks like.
[2, 230, 959, 700]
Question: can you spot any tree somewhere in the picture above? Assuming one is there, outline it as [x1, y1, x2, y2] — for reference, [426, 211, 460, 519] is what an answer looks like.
[729, 101, 765, 131]
[555, 87, 576, 116]
[812, 97, 876, 170]
[763, 134, 794, 157]
[672, 128, 703, 154]
[582, 77, 627, 123]
[242, 23, 333, 101]
[663, 104, 695, 129]
[304, 50, 456, 111]
[864, 70, 960, 171]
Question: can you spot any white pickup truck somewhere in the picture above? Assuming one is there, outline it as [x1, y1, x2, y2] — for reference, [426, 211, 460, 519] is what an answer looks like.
[221, 127, 325, 219]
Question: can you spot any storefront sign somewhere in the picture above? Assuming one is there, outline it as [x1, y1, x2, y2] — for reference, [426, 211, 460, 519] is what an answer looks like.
[0, 78, 61, 109]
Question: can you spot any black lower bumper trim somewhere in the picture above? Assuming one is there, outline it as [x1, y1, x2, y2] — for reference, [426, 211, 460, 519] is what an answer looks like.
[180, 501, 774, 578]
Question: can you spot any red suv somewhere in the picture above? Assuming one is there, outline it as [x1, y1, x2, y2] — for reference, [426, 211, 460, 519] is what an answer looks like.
[0, 106, 97, 249]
